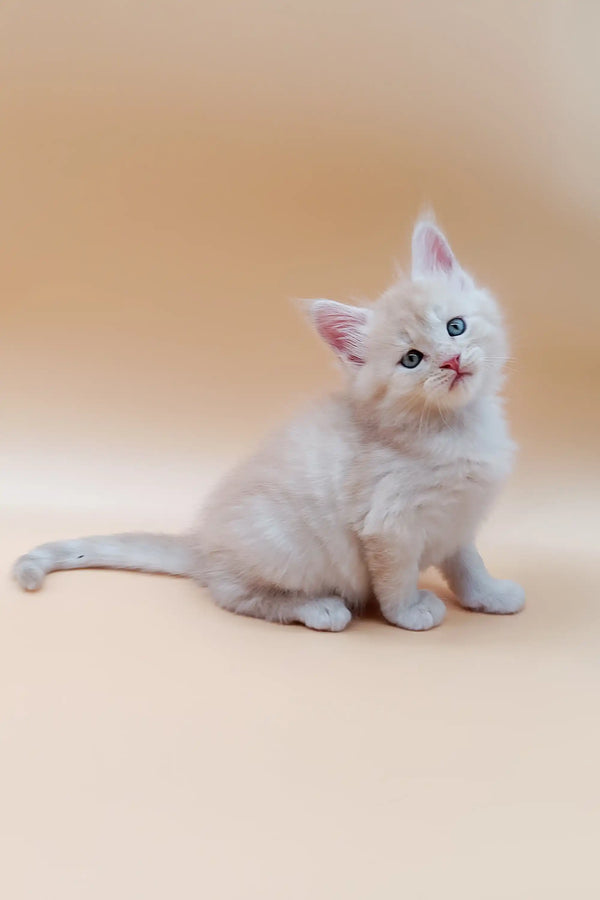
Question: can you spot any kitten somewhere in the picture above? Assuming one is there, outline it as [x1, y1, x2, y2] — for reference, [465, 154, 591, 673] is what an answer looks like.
[13, 217, 525, 631]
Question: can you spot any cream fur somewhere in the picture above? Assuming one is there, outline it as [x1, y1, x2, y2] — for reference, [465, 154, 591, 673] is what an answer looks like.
[13, 217, 525, 631]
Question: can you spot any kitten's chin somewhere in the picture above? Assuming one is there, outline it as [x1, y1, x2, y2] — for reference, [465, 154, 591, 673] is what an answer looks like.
[430, 371, 484, 410]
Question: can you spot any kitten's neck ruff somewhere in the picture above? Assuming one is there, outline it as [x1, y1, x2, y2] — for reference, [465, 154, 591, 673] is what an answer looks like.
[350, 387, 504, 449]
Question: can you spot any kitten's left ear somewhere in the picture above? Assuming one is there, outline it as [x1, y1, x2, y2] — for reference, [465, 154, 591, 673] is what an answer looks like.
[411, 219, 472, 288]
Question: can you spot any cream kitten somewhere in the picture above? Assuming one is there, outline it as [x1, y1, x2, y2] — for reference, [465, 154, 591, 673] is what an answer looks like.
[13, 218, 525, 631]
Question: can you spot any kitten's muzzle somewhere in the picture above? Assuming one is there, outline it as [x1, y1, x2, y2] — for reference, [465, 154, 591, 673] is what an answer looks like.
[440, 354, 471, 389]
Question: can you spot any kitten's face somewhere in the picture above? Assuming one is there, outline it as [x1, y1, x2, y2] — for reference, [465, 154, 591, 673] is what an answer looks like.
[310, 218, 509, 418]
[361, 276, 507, 413]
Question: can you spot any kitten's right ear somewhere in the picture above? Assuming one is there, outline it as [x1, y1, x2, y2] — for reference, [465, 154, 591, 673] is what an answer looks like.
[307, 299, 372, 366]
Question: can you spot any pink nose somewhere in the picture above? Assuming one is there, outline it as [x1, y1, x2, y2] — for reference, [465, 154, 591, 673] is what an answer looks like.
[440, 354, 462, 373]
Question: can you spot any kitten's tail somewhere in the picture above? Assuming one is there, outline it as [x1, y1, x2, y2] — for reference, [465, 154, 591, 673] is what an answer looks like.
[12, 532, 199, 591]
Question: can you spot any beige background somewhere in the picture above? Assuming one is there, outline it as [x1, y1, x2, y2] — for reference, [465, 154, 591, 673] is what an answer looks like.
[1, 2, 599, 898]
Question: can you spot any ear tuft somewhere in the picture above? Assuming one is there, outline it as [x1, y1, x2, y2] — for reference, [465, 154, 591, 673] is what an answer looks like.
[309, 299, 372, 365]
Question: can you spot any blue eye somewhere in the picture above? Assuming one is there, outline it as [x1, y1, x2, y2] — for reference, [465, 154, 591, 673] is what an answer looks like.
[447, 317, 466, 336]
[399, 349, 424, 369]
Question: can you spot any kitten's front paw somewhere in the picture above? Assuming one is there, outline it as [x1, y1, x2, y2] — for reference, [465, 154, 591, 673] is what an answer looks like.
[461, 579, 525, 615]
[386, 590, 446, 631]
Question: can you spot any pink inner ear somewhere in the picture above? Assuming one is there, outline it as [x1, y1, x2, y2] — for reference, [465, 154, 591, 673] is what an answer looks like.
[427, 230, 454, 274]
[314, 304, 368, 364]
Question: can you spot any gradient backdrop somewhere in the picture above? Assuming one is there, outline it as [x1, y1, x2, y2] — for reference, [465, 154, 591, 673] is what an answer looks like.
[2, 2, 599, 898]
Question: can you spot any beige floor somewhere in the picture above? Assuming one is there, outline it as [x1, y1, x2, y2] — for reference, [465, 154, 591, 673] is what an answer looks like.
[2, 2, 600, 898]
[4, 475, 600, 899]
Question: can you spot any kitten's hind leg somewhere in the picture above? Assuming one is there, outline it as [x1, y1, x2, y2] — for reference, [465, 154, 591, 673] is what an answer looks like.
[289, 597, 352, 632]
[206, 576, 352, 631]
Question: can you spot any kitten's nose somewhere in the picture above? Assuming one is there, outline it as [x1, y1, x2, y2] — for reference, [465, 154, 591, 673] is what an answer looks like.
[440, 354, 462, 373]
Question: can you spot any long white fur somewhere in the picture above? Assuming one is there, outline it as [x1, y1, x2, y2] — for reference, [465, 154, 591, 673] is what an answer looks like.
[13, 217, 525, 631]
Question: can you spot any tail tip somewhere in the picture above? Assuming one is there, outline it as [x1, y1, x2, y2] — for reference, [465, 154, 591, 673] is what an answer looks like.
[13, 555, 45, 591]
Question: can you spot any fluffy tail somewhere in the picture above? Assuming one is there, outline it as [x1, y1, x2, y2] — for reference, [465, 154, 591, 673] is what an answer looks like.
[13, 532, 197, 591]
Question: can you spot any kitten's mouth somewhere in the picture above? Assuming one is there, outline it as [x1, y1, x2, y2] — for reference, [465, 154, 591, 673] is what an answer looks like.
[449, 371, 472, 390]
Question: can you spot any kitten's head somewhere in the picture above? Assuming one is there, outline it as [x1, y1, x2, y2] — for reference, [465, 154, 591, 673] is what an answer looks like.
[308, 217, 508, 418]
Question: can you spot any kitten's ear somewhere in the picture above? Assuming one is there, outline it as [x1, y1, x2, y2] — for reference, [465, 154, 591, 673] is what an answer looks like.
[309, 299, 372, 366]
[411, 219, 472, 287]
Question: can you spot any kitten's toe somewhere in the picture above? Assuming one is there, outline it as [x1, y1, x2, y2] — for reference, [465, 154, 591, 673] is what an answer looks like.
[387, 590, 446, 631]
[461, 579, 525, 614]
[13, 555, 46, 591]
[293, 597, 352, 632]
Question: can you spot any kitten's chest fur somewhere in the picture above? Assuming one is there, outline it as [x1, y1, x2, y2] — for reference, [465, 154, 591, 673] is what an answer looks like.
[352, 399, 515, 566]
